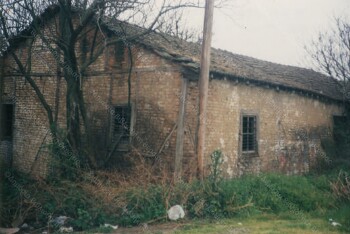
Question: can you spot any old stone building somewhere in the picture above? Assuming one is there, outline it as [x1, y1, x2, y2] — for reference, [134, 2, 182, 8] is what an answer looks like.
[0, 8, 344, 178]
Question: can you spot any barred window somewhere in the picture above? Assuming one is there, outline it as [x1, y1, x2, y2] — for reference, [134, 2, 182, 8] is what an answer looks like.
[242, 115, 257, 152]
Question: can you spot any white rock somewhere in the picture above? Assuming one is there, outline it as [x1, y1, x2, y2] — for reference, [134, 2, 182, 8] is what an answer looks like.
[52, 216, 68, 226]
[59, 227, 73, 233]
[103, 224, 118, 230]
[329, 218, 341, 227]
[167, 205, 185, 221]
[20, 223, 29, 229]
[331, 221, 341, 227]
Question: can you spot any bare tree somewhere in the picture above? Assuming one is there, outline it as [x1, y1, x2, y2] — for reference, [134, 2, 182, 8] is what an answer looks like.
[0, 0, 203, 169]
[156, 9, 202, 42]
[307, 17, 350, 156]
[307, 18, 350, 103]
[0, 36, 7, 54]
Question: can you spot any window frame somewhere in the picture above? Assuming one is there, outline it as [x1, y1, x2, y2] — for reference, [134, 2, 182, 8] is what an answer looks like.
[240, 111, 259, 155]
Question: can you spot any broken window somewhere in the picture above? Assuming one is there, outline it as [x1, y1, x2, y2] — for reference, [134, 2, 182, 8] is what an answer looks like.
[113, 105, 132, 150]
[241, 115, 257, 152]
[1, 104, 14, 140]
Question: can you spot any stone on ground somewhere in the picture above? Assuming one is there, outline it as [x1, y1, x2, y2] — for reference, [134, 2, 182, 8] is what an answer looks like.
[167, 205, 185, 221]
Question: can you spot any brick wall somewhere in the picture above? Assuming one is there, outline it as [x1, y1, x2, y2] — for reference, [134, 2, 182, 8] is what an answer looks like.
[183, 78, 342, 178]
[83, 45, 183, 169]
[1, 32, 183, 175]
[1, 39, 62, 176]
[0, 18, 343, 178]
[0, 140, 12, 166]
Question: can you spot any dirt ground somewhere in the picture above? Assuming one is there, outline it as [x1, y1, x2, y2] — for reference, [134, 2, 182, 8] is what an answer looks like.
[112, 221, 250, 234]
[113, 222, 187, 234]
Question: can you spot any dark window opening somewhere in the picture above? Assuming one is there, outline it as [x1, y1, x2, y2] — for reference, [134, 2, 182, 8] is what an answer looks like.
[333, 115, 347, 144]
[80, 35, 89, 63]
[1, 104, 14, 140]
[113, 105, 131, 149]
[242, 115, 257, 152]
[114, 41, 125, 68]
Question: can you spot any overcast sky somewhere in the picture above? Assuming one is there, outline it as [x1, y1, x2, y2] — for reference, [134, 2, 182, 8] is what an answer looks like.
[184, 0, 350, 68]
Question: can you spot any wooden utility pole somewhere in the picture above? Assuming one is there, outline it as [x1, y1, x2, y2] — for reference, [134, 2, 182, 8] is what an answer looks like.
[0, 56, 4, 226]
[174, 77, 188, 182]
[197, 0, 214, 180]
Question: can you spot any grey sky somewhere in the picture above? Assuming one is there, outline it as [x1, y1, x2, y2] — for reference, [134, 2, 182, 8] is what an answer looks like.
[185, 0, 350, 67]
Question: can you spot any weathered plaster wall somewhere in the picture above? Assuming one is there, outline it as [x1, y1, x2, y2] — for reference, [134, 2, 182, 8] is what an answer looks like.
[184, 78, 342, 178]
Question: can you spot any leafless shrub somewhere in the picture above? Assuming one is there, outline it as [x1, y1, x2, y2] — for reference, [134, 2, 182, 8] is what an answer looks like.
[330, 170, 350, 201]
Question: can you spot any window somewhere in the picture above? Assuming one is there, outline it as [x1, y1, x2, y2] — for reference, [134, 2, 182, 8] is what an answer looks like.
[114, 41, 125, 68]
[333, 115, 347, 144]
[241, 115, 257, 152]
[1, 104, 14, 140]
[113, 105, 132, 150]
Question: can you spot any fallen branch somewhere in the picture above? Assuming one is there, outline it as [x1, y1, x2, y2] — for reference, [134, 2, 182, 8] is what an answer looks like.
[132, 123, 178, 159]
[156, 123, 178, 156]
[225, 198, 254, 212]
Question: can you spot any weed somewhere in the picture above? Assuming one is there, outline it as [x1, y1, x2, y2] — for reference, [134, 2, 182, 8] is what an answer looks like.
[330, 170, 350, 202]
[2, 149, 349, 232]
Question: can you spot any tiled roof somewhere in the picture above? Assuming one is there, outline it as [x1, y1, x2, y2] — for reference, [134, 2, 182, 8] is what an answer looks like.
[108, 21, 343, 101]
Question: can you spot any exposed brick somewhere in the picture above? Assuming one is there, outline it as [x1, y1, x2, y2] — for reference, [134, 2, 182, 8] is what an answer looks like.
[0, 18, 343, 179]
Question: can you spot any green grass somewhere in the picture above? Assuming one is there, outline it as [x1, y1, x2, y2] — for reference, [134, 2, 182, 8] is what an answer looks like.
[172, 214, 346, 234]
[113, 213, 348, 234]
[2, 164, 350, 233]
